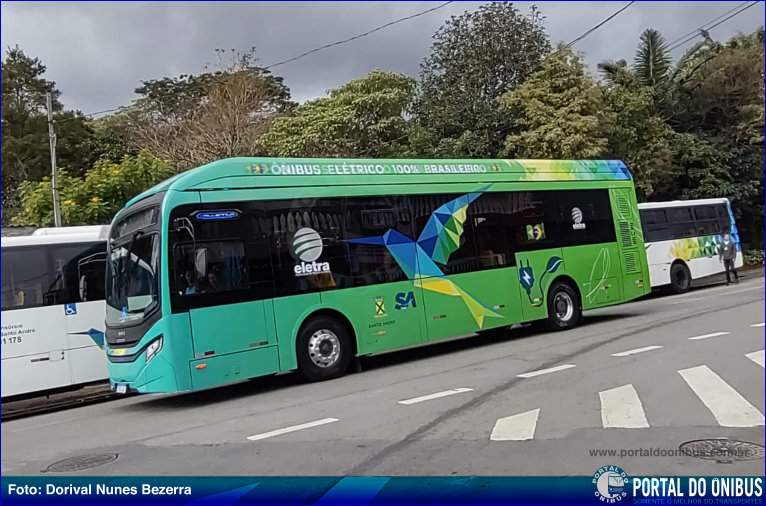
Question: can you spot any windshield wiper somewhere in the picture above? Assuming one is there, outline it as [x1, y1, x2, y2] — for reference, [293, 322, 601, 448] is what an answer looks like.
[120, 230, 144, 280]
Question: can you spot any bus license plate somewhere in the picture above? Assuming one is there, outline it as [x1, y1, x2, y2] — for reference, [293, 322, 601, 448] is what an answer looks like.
[115, 384, 127, 394]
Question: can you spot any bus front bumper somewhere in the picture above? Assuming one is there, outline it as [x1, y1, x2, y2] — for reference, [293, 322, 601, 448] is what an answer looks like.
[108, 354, 180, 394]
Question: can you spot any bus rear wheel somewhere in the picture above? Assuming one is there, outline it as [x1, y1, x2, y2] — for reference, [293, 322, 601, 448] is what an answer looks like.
[544, 281, 581, 331]
[669, 262, 691, 294]
[296, 316, 352, 382]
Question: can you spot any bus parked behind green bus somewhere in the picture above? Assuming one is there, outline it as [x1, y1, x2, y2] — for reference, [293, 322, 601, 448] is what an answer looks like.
[105, 158, 650, 394]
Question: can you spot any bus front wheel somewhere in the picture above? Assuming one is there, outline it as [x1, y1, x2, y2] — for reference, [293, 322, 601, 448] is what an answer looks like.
[544, 281, 582, 331]
[296, 316, 352, 381]
[669, 263, 691, 294]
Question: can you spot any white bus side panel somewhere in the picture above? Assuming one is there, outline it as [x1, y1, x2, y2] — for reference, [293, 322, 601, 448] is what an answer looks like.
[65, 300, 108, 385]
[1, 302, 107, 397]
[645, 239, 743, 288]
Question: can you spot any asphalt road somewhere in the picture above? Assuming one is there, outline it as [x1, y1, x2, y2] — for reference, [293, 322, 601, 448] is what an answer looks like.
[2, 271, 764, 477]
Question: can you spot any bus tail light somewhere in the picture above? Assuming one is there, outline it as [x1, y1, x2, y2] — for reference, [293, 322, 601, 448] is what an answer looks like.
[196, 364, 207, 370]
[145, 336, 163, 364]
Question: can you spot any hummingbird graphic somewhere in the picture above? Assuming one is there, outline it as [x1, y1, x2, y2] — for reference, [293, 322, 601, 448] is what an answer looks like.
[346, 185, 502, 327]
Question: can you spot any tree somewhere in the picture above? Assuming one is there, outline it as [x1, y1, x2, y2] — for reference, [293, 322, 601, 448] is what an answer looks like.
[413, 2, 550, 157]
[601, 82, 674, 199]
[127, 48, 293, 168]
[598, 28, 706, 118]
[500, 46, 608, 159]
[83, 111, 139, 168]
[1, 46, 93, 223]
[679, 29, 765, 141]
[13, 150, 174, 227]
[259, 70, 416, 157]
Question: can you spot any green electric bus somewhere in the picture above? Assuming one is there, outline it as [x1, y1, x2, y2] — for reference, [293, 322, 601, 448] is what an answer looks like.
[105, 158, 650, 394]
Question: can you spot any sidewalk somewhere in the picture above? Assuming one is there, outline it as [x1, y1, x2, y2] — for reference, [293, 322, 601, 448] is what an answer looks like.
[1, 382, 113, 421]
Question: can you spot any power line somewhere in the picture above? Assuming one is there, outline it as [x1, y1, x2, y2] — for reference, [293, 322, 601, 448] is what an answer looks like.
[52, 106, 124, 124]
[666, 1, 749, 48]
[667, 0, 762, 52]
[263, 1, 455, 70]
[564, 1, 636, 50]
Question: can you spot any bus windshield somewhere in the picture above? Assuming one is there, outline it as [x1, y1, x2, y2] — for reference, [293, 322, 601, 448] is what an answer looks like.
[106, 233, 159, 326]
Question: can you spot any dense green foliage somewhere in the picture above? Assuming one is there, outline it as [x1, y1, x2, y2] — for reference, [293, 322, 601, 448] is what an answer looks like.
[412, 3, 550, 157]
[13, 150, 174, 227]
[2, 3, 763, 249]
[259, 70, 415, 157]
[500, 46, 608, 159]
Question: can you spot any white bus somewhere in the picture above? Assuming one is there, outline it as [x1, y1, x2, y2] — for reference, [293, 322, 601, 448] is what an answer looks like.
[1, 226, 110, 398]
[638, 198, 743, 293]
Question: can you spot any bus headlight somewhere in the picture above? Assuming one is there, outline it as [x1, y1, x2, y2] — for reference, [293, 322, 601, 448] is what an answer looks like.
[145, 336, 163, 364]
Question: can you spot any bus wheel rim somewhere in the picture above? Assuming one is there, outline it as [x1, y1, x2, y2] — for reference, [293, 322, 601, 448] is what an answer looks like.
[308, 329, 340, 368]
[554, 292, 574, 322]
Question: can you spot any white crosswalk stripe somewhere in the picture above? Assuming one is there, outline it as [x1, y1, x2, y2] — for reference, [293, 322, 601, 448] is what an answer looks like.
[678, 365, 765, 427]
[745, 350, 765, 368]
[489, 356, 764, 441]
[751, 322, 765, 327]
[490, 409, 540, 441]
[599, 384, 649, 428]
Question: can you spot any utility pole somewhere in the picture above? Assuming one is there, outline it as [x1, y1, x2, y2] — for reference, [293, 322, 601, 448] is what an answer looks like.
[46, 91, 62, 227]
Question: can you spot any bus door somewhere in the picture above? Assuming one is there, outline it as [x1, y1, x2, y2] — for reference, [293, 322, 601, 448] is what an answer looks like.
[185, 241, 275, 358]
[55, 244, 109, 386]
[610, 188, 647, 299]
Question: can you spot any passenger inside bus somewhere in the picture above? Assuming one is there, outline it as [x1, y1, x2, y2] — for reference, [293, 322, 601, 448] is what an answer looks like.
[183, 270, 198, 295]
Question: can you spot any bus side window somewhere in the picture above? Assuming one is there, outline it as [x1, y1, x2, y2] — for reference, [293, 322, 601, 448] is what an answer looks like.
[1, 247, 48, 310]
[47, 243, 107, 304]
[469, 192, 515, 269]
[344, 196, 413, 286]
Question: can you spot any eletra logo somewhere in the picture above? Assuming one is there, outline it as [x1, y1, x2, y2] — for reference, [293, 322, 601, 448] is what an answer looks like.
[291, 228, 324, 262]
[290, 228, 330, 277]
[572, 207, 586, 230]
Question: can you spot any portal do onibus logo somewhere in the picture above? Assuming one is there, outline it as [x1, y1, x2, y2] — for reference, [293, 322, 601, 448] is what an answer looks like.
[593, 465, 629, 503]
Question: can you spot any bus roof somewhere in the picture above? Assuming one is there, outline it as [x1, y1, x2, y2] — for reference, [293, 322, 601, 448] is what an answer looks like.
[125, 157, 632, 208]
[1, 225, 109, 248]
[638, 198, 730, 210]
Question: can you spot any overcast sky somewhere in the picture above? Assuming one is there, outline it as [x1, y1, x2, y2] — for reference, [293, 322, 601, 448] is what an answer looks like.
[2, 1, 764, 115]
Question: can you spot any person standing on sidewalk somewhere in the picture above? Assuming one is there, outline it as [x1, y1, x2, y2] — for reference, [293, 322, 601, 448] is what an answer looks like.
[718, 233, 739, 285]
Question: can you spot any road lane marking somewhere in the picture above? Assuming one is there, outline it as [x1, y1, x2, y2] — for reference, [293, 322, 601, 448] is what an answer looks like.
[611, 345, 663, 357]
[599, 384, 649, 428]
[9, 419, 64, 433]
[517, 364, 576, 378]
[315, 477, 390, 505]
[745, 350, 765, 368]
[490, 409, 540, 441]
[727, 285, 766, 294]
[688, 331, 730, 341]
[671, 296, 708, 305]
[246, 418, 338, 441]
[678, 365, 765, 427]
[398, 387, 474, 405]
[751, 322, 765, 327]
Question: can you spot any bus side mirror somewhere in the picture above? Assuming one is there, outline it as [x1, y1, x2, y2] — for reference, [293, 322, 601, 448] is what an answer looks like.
[195, 248, 208, 278]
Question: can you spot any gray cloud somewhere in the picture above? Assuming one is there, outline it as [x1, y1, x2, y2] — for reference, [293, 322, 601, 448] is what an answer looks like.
[2, 1, 763, 114]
